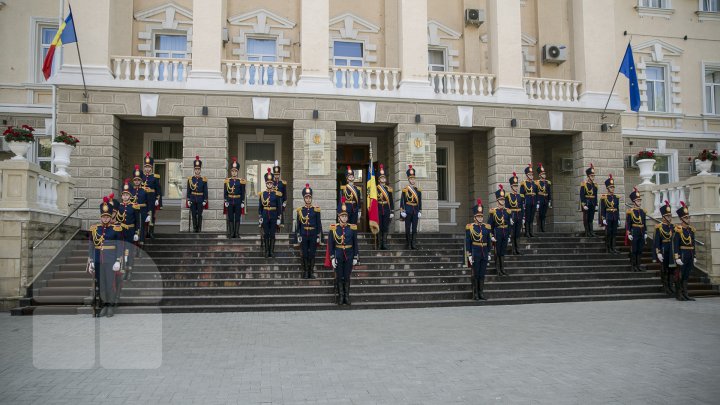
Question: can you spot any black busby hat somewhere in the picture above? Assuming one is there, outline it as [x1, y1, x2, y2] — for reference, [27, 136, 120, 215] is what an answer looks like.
[536, 163, 546, 175]
[193, 155, 202, 169]
[604, 174, 615, 188]
[586, 163, 595, 176]
[509, 172, 519, 186]
[676, 201, 689, 218]
[302, 183, 313, 197]
[132, 164, 142, 180]
[379, 163, 386, 179]
[472, 198, 483, 217]
[143, 152, 154, 167]
[229, 157, 240, 171]
[100, 196, 113, 217]
[121, 179, 132, 195]
[629, 187, 641, 202]
[263, 167, 274, 183]
[524, 163, 532, 175]
[495, 185, 506, 200]
[338, 196, 348, 215]
[406, 164, 415, 178]
[660, 200, 672, 216]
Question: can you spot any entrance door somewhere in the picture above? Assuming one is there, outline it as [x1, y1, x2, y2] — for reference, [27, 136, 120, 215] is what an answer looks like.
[337, 144, 369, 232]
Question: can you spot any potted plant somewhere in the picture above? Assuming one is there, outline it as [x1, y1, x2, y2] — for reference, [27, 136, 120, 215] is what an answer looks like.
[3, 125, 35, 161]
[635, 150, 656, 185]
[52, 130, 80, 177]
[691, 150, 718, 176]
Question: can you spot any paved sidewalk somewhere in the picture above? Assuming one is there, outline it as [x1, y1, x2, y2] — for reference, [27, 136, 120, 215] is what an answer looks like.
[1, 299, 719, 404]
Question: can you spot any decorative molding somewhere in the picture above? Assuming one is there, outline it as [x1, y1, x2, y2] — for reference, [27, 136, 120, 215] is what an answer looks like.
[633, 40, 684, 120]
[696, 11, 720, 22]
[252, 97, 270, 120]
[134, 2, 193, 57]
[633, 39, 684, 60]
[228, 9, 296, 61]
[359, 101, 376, 123]
[521, 33, 538, 76]
[634, 6, 675, 19]
[329, 13, 381, 65]
[427, 20, 461, 71]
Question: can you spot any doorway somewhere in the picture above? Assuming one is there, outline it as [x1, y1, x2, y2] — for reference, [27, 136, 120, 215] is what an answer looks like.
[337, 144, 369, 232]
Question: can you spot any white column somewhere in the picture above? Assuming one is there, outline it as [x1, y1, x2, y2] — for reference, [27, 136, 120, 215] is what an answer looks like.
[397, 0, 432, 97]
[297, 0, 333, 91]
[487, 0, 527, 103]
[187, 0, 224, 86]
[572, 0, 623, 109]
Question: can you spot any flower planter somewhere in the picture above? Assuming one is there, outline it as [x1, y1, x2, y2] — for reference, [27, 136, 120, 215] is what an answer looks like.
[636, 159, 656, 185]
[7, 141, 32, 161]
[695, 159, 713, 176]
[51, 142, 75, 177]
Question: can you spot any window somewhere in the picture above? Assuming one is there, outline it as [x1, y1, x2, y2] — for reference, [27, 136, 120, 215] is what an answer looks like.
[705, 68, 720, 115]
[437, 147, 448, 201]
[37, 25, 58, 82]
[645, 66, 667, 112]
[153, 33, 187, 80]
[333, 41, 363, 88]
[37, 135, 52, 172]
[152, 140, 183, 199]
[640, 0, 667, 7]
[653, 154, 671, 185]
[246, 37, 277, 85]
[702, 0, 719, 11]
[245, 143, 275, 197]
[428, 49, 446, 72]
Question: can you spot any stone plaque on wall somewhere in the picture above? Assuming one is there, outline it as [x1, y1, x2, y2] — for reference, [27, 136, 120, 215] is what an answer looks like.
[305, 129, 331, 176]
[408, 132, 429, 178]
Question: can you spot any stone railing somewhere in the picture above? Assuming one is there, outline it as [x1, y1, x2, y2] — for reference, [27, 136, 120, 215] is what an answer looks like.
[428, 72, 495, 97]
[330, 66, 401, 92]
[524, 77, 581, 103]
[223, 61, 300, 88]
[0, 160, 74, 215]
[112, 56, 191, 82]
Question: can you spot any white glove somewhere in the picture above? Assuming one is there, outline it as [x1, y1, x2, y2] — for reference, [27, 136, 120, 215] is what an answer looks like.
[523, 219, 526, 225]
[203, 201, 207, 207]
[241, 203, 245, 208]
[316, 236, 320, 244]
[418, 212, 422, 218]
[603, 219, 607, 226]
[644, 234, 648, 240]
[536, 204, 540, 210]
[491, 236, 497, 242]
[276, 219, 281, 226]
[468, 256, 474, 265]
[582, 205, 588, 211]
[283, 202, 287, 208]
[188, 201, 192, 206]
[113, 261, 121, 272]
[675, 258, 683, 266]
[352, 259, 358, 266]
[155, 200, 159, 207]
[88, 261, 95, 274]
[331, 258, 337, 269]
[390, 213, 394, 219]
[549, 202, 552, 209]
[224, 201, 229, 208]
[133, 234, 139, 242]
[694, 258, 698, 264]
[297, 236, 302, 243]
[358, 212, 361, 220]
[657, 254, 664, 262]
[628, 234, 633, 241]
[487, 254, 492, 261]
[510, 219, 514, 226]
[400, 212, 407, 218]
[259, 218, 263, 224]
[145, 214, 151, 223]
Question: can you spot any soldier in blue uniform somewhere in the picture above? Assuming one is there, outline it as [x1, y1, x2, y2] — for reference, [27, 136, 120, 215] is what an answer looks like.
[339, 165, 362, 225]
[259, 168, 282, 258]
[600, 174, 621, 254]
[625, 187, 648, 272]
[295, 183, 323, 279]
[654, 200, 675, 296]
[400, 165, 422, 250]
[329, 198, 359, 305]
[87, 197, 123, 317]
[535, 163, 552, 232]
[466, 198, 492, 301]
[117, 180, 140, 281]
[141, 152, 162, 239]
[506, 172, 524, 255]
[272, 160, 287, 229]
[129, 165, 149, 249]
[519, 164, 539, 237]
[224, 158, 246, 239]
[187, 155, 208, 233]
[376, 164, 394, 250]
[108, 192, 120, 224]
[673, 201, 696, 301]
[489, 185, 511, 276]
[580, 163, 598, 237]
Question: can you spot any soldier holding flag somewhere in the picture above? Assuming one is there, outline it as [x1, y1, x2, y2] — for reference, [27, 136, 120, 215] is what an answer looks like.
[376, 164, 394, 250]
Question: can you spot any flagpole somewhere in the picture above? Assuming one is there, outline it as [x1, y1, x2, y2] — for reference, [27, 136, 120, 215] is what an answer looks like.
[68, 3, 89, 103]
[601, 40, 632, 120]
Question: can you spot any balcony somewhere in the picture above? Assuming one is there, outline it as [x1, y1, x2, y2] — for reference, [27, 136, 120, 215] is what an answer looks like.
[112, 56, 191, 87]
[428, 71, 495, 99]
[330, 66, 401, 94]
[524, 77, 582, 105]
[223, 61, 300, 90]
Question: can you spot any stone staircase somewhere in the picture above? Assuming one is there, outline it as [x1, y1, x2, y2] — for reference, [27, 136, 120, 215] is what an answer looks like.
[12, 231, 718, 315]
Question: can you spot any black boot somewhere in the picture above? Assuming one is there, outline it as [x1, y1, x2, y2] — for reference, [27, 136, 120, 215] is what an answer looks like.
[675, 280, 685, 301]
[335, 279, 342, 305]
[405, 234, 410, 250]
[268, 238, 275, 258]
[611, 235, 621, 254]
[500, 256, 509, 276]
[540, 218, 545, 233]
[198, 216, 203, 232]
[379, 232, 386, 250]
[106, 304, 115, 318]
[637, 256, 646, 271]
[227, 221, 233, 238]
[344, 280, 352, 305]
[411, 233, 419, 250]
[513, 238, 522, 255]
[583, 219, 589, 237]
[471, 275, 478, 300]
[660, 268, 669, 295]
[300, 257, 307, 279]
[683, 280, 695, 301]
[307, 258, 316, 279]
[667, 270, 676, 295]
[99, 304, 108, 317]
[264, 236, 271, 258]
[588, 220, 595, 237]
[478, 278, 487, 301]
[528, 221, 535, 238]
[234, 221, 240, 238]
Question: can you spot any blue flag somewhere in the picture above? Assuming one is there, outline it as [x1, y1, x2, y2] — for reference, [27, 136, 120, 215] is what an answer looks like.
[619, 44, 640, 112]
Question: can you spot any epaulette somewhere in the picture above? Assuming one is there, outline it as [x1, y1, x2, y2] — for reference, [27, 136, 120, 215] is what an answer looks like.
[626, 209, 634, 214]
[690, 226, 696, 232]
[402, 186, 408, 192]
[90, 224, 99, 232]
[547, 180, 552, 185]
[275, 191, 283, 197]
[296, 207, 302, 214]
[350, 224, 358, 230]
[655, 223, 663, 230]
[674, 225, 683, 232]
[154, 173, 160, 179]
[489, 208, 496, 214]
[387, 186, 393, 192]
[314, 206, 321, 212]
[202, 176, 207, 182]
[257, 192, 263, 197]
[485, 224, 492, 230]
[188, 176, 193, 181]
[581, 181, 586, 186]
[417, 187, 422, 192]
[240, 179, 247, 184]
[112, 225, 123, 232]
[600, 194, 606, 200]
[340, 185, 346, 190]
[330, 224, 337, 230]
[225, 178, 230, 183]
[465, 224, 472, 230]
[282, 180, 287, 185]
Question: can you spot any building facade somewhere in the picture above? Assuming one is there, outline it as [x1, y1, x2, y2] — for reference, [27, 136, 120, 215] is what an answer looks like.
[0, 0, 718, 237]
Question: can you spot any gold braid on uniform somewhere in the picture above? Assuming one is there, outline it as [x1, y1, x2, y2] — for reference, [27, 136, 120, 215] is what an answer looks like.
[629, 208, 643, 225]
[93, 227, 105, 248]
[116, 209, 126, 225]
[658, 224, 672, 240]
[333, 226, 345, 245]
[470, 224, 485, 242]
[583, 182, 594, 196]
[260, 191, 271, 208]
[679, 227, 693, 245]
[492, 209, 506, 225]
[189, 178, 198, 191]
[226, 182, 235, 194]
[604, 196, 615, 210]
[537, 181, 546, 194]
[298, 208, 309, 225]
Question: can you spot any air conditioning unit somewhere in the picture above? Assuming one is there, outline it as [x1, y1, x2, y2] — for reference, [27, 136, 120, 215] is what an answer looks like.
[624, 155, 640, 169]
[560, 158, 573, 173]
[465, 9, 485, 25]
[542, 44, 568, 64]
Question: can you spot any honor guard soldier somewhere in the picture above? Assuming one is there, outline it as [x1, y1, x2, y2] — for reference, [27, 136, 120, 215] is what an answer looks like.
[224, 158, 246, 239]
[329, 198, 359, 305]
[129, 165, 149, 248]
[400, 165, 422, 250]
[625, 187, 648, 272]
[519, 164, 539, 237]
[187, 156, 208, 233]
[376, 164, 394, 250]
[535, 163, 552, 232]
[654, 200, 675, 296]
[339, 165, 362, 225]
[506, 172, 524, 255]
[466, 198, 491, 301]
[600, 174, 621, 254]
[580, 163, 598, 237]
[672, 202, 696, 301]
[259, 168, 282, 257]
[108, 193, 120, 224]
[295, 183, 323, 279]
[141, 152, 162, 239]
[88, 197, 123, 317]
[117, 180, 140, 281]
[489, 185, 511, 276]
[272, 160, 287, 228]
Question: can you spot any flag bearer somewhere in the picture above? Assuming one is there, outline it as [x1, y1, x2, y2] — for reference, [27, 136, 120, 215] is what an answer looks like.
[377, 164, 394, 250]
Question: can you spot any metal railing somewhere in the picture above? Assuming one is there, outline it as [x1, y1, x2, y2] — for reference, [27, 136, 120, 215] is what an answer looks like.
[31, 197, 87, 251]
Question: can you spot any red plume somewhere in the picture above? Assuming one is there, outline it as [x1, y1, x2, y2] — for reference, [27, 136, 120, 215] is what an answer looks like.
[195, 155, 200, 160]
[680, 201, 687, 208]
[665, 200, 670, 206]
[477, 198, 482, 205]
[267, 168, 271, 173]
[512, 171, 517, 177]
[528, 163, 532, 167]
[232, 156, 237, 162]
[408, 165, 413, 169]
[108, 193, 114, 199]
[305, 183, 310, 188]
[347, 165, 351, 171]
[380, 164, 384, 169]
[145, 152, 150, 157]
[124, 178, 130, 184]
[134, 164, 139, 170]
[590, 163, 594, 168]
[499, 185, 504, 190]
[103, 196, 109, 203]
[609, 174, 613, 179]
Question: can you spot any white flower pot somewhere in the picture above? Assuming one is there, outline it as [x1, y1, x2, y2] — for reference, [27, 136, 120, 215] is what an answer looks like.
[51, 142, 75, 177]
[7, 141, 32, 161]
[695, 159, 713, 176]
[636, 159, 656, 185]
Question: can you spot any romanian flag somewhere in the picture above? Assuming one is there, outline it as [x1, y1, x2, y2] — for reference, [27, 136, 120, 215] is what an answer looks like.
[42, 10, 77, 80]
[366, 162, 380, 234]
